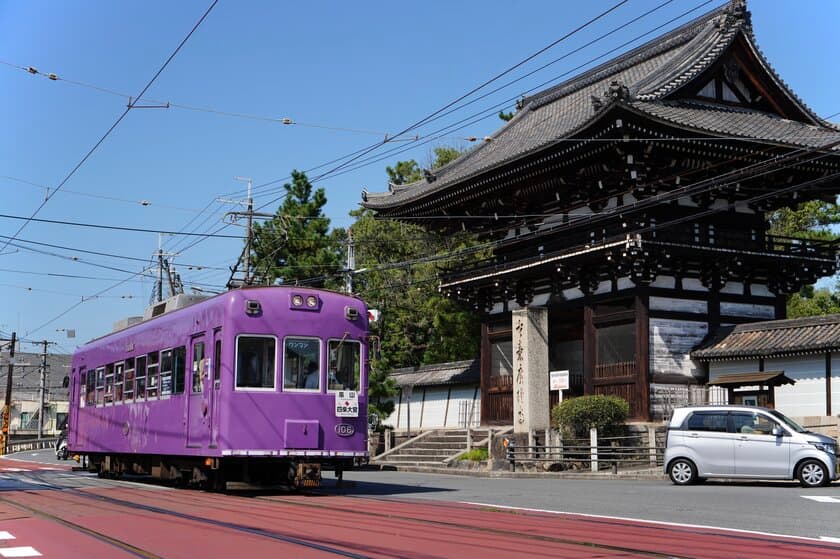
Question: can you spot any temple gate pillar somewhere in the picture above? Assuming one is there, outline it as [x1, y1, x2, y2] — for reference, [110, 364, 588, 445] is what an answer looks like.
[512, 307, 550, 434]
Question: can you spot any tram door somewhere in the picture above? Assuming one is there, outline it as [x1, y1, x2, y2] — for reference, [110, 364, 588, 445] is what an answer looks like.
[209, 328, 222, 447]
[186, 334, 210, 448]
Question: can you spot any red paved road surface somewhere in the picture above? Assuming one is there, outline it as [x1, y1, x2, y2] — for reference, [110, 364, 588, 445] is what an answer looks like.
[0, 478, 838, 558]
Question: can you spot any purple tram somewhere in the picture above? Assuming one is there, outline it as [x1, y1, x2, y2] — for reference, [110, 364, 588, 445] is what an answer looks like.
[67, 286, 371, 489]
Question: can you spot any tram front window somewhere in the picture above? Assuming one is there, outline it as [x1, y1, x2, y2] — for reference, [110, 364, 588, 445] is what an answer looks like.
[236, 336, 276, 389]
[328, 339, 360, 391]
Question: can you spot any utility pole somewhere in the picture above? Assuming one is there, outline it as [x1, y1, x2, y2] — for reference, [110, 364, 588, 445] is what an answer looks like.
[345, 228, 355, 294]
[235, 176, 254, 286]
[1, 332, 15, 455]
[38, 339, 50, 439]
[222, 177, 274, 289]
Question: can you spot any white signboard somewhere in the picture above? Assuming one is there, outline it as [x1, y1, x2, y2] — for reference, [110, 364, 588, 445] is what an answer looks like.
[549, 370, 570, 391]
[335, 390, 359, 418]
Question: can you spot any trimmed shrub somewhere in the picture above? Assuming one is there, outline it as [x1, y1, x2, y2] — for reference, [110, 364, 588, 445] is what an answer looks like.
[551, 395, 629, 438]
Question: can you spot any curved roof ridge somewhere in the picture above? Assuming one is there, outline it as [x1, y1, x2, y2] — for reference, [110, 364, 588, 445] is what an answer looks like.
[522, 2, 732, 111]
[633, 9, 742, 99]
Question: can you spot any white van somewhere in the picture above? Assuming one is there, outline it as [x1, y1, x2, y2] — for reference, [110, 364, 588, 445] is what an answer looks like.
[664, 405, 837, 487]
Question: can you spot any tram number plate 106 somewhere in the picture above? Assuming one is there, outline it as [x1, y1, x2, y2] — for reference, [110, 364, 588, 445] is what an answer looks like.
[335, 391, 359, 417]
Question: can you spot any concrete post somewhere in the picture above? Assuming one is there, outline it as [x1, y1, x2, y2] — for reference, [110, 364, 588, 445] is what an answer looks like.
[590, 427, 598, 473]
[648, 425, 658, 467]
[512, 307, 550, 435]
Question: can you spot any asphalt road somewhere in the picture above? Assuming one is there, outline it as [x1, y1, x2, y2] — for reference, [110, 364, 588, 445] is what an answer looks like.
[6, 449, 840, 545]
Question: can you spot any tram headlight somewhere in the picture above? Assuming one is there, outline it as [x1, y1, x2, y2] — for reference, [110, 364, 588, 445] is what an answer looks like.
[306, 295, 318, 308]
[292, 295, 304, 307]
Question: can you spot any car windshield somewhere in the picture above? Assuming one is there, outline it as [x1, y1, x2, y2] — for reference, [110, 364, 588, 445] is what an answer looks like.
[769, 409, 807, 433]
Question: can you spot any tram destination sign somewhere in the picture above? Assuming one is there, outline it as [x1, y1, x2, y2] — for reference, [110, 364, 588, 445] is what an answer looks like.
[335, 391, 359, 418]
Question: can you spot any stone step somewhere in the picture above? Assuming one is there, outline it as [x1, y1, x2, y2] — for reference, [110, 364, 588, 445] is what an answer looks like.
[378, 454, 447, 463]
[409, 441, 470, 449]
[390, 447, 462, 457]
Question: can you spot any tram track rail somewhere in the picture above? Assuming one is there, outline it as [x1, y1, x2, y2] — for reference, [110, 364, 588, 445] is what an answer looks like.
[13, 470, 690, 559]
[7, 469, 840, 559]
[1, 472, 374, 559]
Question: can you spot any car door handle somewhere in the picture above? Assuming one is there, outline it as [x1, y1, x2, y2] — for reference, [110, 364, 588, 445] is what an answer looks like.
[689, 433, 700, 438]
[738, 436, 748, 440]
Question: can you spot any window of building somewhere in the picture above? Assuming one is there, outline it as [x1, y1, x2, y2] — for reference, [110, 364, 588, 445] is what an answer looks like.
[328, 339, 360, 391]
[114, 362, 124, 403]
[95, 367, 105, 406]
[104, 364, 114, 405]
[596, 322, 635, 364]
[490, 340, 513, 377]
[236, 335, 276, 389]
[192, 342, 205, 393]
[19, 412, 32, 429]
[147, 351, 159, 399]
[283, 337, 319, 391]
[56, 412, 68, 430]
[124, 358, 135, 402]
[135, 355, 147, 402]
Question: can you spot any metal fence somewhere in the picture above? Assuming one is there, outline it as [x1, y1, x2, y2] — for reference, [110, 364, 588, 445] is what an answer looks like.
[504, 427, 665, 473]
[458, 400, 480, 428]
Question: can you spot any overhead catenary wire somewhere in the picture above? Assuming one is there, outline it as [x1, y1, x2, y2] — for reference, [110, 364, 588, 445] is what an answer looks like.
[0, 0, 219, 257]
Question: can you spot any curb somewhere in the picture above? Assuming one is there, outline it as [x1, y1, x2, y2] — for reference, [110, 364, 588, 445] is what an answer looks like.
[366, 463, 667, 481]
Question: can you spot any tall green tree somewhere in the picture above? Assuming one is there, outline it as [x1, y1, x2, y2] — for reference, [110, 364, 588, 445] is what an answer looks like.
[351, 146, 484, 425]
[767, 200, 840, 317]
[250, 170, 343, 288]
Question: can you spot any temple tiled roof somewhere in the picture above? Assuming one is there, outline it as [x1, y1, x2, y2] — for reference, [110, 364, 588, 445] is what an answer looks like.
[390, 359, 479, 388]
[363, 1, 837, 211]
[692, 314, 840, 360]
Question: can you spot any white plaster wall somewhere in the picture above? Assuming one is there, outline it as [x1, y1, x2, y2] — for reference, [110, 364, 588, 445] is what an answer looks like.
[447, 386, 479, 427]
[650, 276, 676, 289]
[721, 282, 744, 295]
[768, 356, 827, 417]
[720, 302, 775, 319]
[650, 319, 707, 379]
[419, 388, 449, 429]
[832, 353, 840, 417]
[683, 278, 709, 292]
[650, 297, 707, 314]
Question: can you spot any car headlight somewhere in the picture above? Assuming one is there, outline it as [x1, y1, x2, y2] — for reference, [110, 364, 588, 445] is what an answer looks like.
[810, 441, 836, 455]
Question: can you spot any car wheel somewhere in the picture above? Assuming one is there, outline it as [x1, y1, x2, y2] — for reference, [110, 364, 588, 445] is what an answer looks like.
[668, 458, 697, 485]
[797, 459, 828, 488]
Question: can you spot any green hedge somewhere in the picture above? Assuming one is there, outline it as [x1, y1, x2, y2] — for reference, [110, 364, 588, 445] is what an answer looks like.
[550, 395, 629, 438]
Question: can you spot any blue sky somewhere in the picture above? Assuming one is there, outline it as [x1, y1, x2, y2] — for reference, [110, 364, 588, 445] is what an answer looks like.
[1, 0, 838, 351]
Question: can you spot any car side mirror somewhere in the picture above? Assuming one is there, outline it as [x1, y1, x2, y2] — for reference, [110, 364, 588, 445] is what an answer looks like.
[771, 426, 783, 437]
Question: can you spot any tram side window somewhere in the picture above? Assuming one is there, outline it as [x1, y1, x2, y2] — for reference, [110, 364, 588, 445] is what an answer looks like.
[236, 336, 276, 389]
[147, 351, 159, 399]
[192, 342, 205, 393]
[173, 346, 186, 394]
[114, 362, 124, 403]
[135, 355, 147, 402]
[86, 369, 95, 406]
[328, 340, 360, 392]
[95, 367, 105, 406]
[283, 337, 320, 391]
[104, 364, 114, 405]
[124, 358, 135, 402]
[160, 349, 173, 397]
[213, 339, 221, 389]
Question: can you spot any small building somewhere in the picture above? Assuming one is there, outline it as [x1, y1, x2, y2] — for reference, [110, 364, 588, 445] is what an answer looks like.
[0, 351, 71, 438]
[692, 314, 840, 418]
[384, 360, 480, 431]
